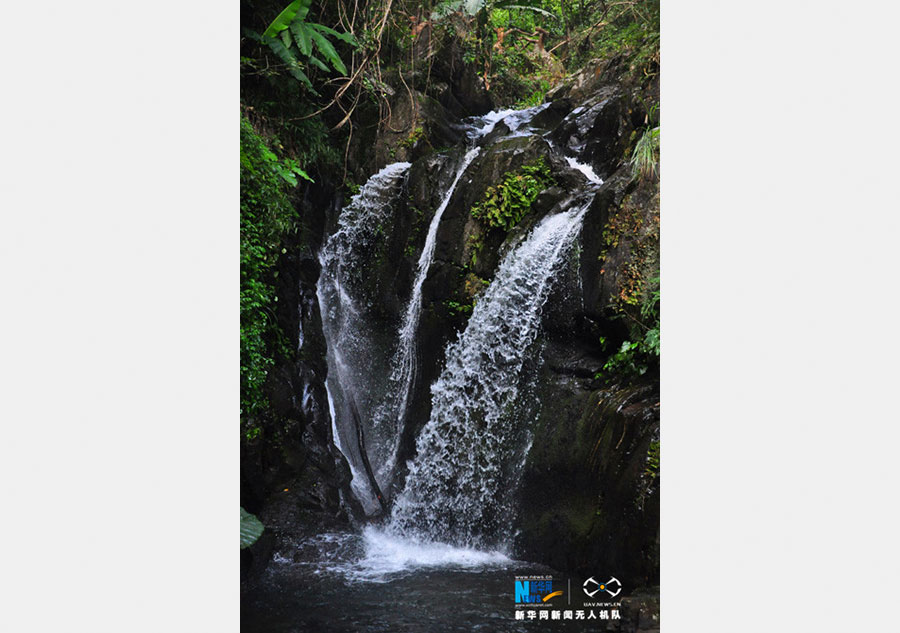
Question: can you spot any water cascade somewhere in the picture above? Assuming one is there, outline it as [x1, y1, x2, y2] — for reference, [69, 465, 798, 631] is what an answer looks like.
[370, 147, 482, 488]
[320, 106, 599, 547]
[317, 161, 412, 514]
[387, 200, 593, 549]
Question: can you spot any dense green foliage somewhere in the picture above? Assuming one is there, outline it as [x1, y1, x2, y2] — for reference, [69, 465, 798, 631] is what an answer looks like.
[597, 273, 659, 380]
[566, 0, 659, 76]
[240, 115, 307, 419]
[471, 157, 554, 230]
[244, 0, 658, 126]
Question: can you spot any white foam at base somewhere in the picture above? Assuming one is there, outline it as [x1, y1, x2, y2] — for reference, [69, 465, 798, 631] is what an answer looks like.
[351, 526, 511, 580]
[276, 528, 514, 584]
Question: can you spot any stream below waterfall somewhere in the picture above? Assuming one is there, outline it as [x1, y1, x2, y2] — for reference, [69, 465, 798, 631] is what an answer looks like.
[242, 528, 631, 633]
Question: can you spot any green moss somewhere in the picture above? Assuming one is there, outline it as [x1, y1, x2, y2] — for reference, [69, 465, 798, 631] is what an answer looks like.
[471, 157, 554, 231]
[463, 273, 489, 299]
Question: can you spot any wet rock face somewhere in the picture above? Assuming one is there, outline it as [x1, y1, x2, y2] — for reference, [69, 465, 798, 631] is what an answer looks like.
[428, 37, 495, 118]
[373, 90, 463, 171]
[515, 379, 660, 589]
[244, 355, 362, 518]
[241, 181, 363, 589]
[433, 134, 552, 275]
[550, 87, 629, 181]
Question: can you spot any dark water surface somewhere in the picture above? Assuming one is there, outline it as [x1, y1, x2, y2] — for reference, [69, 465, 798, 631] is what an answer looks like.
[241, 529, 635, 633]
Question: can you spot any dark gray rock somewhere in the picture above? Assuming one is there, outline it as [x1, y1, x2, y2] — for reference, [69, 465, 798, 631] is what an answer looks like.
[515, 381, 660, 589]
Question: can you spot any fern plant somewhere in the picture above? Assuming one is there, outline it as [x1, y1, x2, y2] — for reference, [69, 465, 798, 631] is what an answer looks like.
[258, 0, 358, 93]
[471, 157, 554, 231]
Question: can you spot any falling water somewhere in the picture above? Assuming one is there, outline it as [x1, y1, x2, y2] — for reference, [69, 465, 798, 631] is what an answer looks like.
[318, 104, 590, 540]
[565, 155, 604, 184]
[466, 103, 552, 139]
[371, 147, 481, 486]
[317, 161, 412, 514]
[388, 200, 593, 549]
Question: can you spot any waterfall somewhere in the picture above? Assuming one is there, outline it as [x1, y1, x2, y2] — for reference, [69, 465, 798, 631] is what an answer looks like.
[387, 200, 592, 549]
[318, 161, 412, 514]
[371, 147, 481, 486]
[318, 104, 586, 528]
[318, 149, 481, 514]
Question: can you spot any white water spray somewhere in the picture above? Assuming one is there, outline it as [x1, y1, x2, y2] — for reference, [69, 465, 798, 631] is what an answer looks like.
[372, 147, 482, 484]
[318, 161, 412, 514]
[565, 155, 604, 184]
[388, 200, 592, 549]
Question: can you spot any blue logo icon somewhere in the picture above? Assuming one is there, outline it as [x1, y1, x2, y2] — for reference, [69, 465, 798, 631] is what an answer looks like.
[515, 579, 561, 603]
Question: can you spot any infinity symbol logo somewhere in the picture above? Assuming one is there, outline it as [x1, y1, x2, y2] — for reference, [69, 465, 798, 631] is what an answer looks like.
[582, 576, 622, 598]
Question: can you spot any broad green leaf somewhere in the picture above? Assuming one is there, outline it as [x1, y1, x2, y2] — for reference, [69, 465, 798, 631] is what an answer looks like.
[240, 507, 264, 549]
[292, 165, 314, 182]
[280, 29, 292, 49]
[307, 54, 329, 72]
[242, 27, 263, 42]
[308, 29, 347, 75]
[307, 23, 358, 48]
[291, 21, 313, 57]
[267, 38, 317, 93]
[294, 0, 312, 21]
[262, 0, 312, 39]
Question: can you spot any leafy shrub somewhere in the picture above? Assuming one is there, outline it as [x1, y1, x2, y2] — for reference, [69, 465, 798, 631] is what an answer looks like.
[471, 157, 554, 231]
[596, 273, 659, 381]
[567, 0, 660, 76]
[514, 79, 551, 108]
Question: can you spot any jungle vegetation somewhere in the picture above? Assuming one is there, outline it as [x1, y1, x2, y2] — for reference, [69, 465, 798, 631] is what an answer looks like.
[240, 0, 660, 429]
